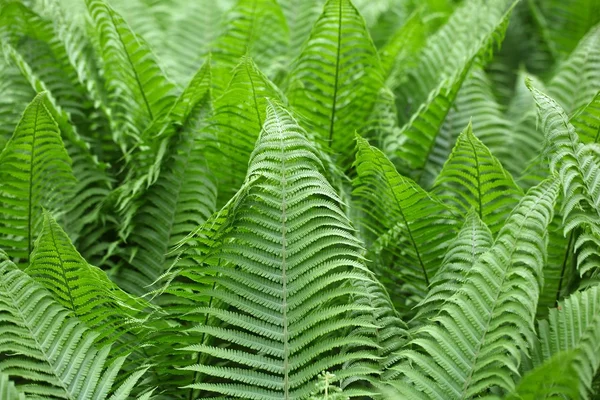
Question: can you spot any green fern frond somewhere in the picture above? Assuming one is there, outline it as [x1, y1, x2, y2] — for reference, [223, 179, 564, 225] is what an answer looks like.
[529, 83, 600, 277]
[394, 0, 516, 123]
[353, 136, 458, 308]
[506, 350, 580, 400]
[388, 178, 560, 399]
[0, 93, 75, 264]
[0, 251, 146, 399]
[27, 211, 150, 345]
[207, 56, 285, 203]
[279, 0, 326, 61]
[177, 102, 380, 399]
[285, 0, 385, 168]
[535, 285, 600, 398]
[85, 0, 177, 153]
[415, 209, 493, 322]
[211, 0, 289, 93]
[432, 123, 523, 234]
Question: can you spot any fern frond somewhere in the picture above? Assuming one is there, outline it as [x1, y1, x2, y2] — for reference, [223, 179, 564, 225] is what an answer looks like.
[27, 211, 149, 345]
[177, 102, 380, 399]
[506, 350, 580, 400]
[353, 136, 458, 308]
[535, 285, 600, 398]
[0, 251, 146, 399]
[85, 0, 177, 153]
[0, 373, 25, 400]
[529, 83, 600, 277]
[389, 178, 560, 399]
[285, 0, 385, 168]
[415, 209, 493, 322]
[0, 93, 75, 264]
[572, 90, 600, 144]
[432, 123, 523, 234]
[207, 56, 285, 203]
[211, 0, 289, 93]
[279, 0, 326, 61]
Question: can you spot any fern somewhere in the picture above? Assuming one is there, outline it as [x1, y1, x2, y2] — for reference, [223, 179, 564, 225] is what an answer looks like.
[286, 0, 385, 168]
[0, 251, 146, 399]
[176, 103, 379, 399]
[387, 178, 559, 399]
[0, 93, 75, 264]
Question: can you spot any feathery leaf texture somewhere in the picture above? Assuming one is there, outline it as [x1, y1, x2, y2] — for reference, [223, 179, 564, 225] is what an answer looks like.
[0, 251, 144, 399]
[0, 93, 75, 264]
[286, 0, 385, 167]
[178, 103, 379, 399]
[389, 178, 559, 399]
[535, 285, 600, 398]
[353, 136, 458, 307]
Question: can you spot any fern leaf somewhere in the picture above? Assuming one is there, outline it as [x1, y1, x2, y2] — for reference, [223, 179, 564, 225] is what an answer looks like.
[211, 0, 289, 93]
[285, 0, 385, 168]
[279, 0, 326, 60]
[529, 83, 600, 277]
[0, 374, 25, 400]
[207, 56, 285, 204]
[0, 93, 75, 264]
[415, 209, 493, 322]
[535, 285, 600, 398]
[389, 178, 560, 399]
[178, 102, 380, 399]
[432, 123, 523, 235]
[353, 136, 458, 308]
[572, 90, 600, 144]
[0, 251, 144, 399]
[27, 211, 149, 344]
[85, 0, 177, 152]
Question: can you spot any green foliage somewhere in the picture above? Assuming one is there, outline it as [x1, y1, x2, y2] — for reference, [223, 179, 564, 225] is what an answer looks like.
[1, 0, 600, 398]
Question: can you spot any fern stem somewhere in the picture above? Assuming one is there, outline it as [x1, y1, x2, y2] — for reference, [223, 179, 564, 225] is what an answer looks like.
[327, 0, 343, 146]
[556, 231, 574, 304]
[27, 99, 42, 262]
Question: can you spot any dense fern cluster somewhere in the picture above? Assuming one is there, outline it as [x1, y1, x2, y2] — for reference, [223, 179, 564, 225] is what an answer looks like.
[0, 0, 599, 398]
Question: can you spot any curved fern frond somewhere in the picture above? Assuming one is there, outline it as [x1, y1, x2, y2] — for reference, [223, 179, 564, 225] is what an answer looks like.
[27, 211, 150, 345]
[0, 93, 75, 264]
[394, 0, 516, 123]
[285, 0, 385, 168]
[211, 0, 289, 93]
[177, 102, 380, 399]
[432, 123, 523, 235]
[529, 83, 600, 277]
[0, 251, 146, 399]
[85, 0, 177, 153]
[415, 209, 493, 322]
[535, 285, 600, 398]
[506, 350, 580, 400]
[353, 136, 458, 308]
[207, 56, 284, 203]
[389, 178, 560, 399]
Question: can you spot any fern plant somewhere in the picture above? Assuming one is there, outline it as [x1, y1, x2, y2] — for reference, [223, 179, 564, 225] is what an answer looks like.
[1, 0, 600, 399]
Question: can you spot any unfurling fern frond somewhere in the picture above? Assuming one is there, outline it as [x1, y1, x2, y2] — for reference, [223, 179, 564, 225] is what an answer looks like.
[432, 123, 523, 235]
[286, 0, 385, 168]
[387, 178, 559, 399]
[27, 211, 150, 345]
[85, 0, 177, 153]
[0, 93, 75, 265]
[0, 251, 146, 399]
[415, 209, 493, 323]
[177, 103, 380, 399]
[353, 136, 458, 309]
[529, 83, 600, 277]
[535, 285, 600, 398]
